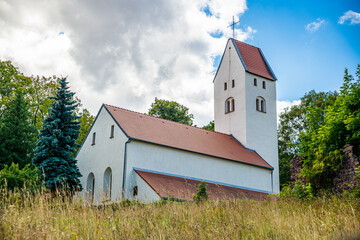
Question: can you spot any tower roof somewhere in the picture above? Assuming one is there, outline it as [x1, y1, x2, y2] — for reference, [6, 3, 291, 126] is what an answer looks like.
[103, 104, 273, 170]
[214, 38, 277, 81]
[232, 39, 277, 80]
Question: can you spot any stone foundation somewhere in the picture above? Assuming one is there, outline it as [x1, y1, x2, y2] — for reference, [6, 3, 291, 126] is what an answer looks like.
[333, 145, 359, 193]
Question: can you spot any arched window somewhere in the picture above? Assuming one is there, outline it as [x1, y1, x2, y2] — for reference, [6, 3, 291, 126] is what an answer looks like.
[86, 173, 95, 202]
[256, 97, 266, 113]
[225, 97, 235, 113]
[103, 167, 112, 200]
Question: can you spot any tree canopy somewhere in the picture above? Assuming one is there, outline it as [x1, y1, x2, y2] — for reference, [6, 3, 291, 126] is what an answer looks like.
[277, 90, 338, 186]
[148, 97, 194, 125]
[278, 65, 360, 191]
[202, 120, 214, 131]
[299, 66, 360, 190]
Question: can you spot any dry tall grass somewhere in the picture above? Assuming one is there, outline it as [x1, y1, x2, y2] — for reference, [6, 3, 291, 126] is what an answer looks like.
[0, 188, 359, 239]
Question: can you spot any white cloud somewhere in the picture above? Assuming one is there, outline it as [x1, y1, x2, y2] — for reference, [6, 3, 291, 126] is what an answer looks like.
[0, 0, 256, 127]
[276, 100, 301, 124]
[338, 10, 360, 25]
[305, 18, 325, 32]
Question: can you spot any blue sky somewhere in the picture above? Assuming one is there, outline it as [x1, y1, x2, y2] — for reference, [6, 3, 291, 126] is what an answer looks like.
[213, 0, 360, 101]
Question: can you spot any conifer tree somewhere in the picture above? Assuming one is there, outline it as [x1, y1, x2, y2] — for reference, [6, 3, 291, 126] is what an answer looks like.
[33, 78, 82, 191]
[0, 90, 36, 169]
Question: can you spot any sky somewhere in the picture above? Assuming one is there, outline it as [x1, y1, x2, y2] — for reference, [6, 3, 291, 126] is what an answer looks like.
[0, 0, 359, 126]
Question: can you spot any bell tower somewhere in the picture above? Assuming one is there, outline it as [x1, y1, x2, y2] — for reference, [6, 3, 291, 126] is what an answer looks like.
[213, 38, 280, 193]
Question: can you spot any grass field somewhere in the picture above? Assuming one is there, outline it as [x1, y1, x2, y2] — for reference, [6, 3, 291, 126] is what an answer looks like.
[0, 189, 359, 239]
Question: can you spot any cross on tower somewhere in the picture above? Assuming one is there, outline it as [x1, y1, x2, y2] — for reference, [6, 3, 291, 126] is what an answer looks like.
[227, 16, 240, 39]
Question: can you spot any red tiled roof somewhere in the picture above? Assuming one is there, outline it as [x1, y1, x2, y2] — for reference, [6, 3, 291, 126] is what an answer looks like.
[135, 170, 268, 201]
[233, 39, 276, 81]
[104, 104, 272, 169]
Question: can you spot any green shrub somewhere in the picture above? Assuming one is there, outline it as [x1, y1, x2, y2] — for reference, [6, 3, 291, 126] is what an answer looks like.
[279, 184, 293, 198]
[193, 181, 208, 203]
[279, 181, 313, 201]
[0, 163, 39, 191]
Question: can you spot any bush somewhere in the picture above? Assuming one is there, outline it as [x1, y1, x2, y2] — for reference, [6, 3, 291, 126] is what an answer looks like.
[0, 163, 39, 191]
[193, 181, 208, 203]
[279, 181, 313, 201]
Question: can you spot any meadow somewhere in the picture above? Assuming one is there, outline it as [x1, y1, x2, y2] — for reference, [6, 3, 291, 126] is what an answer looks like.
[0, 189, 359, 239]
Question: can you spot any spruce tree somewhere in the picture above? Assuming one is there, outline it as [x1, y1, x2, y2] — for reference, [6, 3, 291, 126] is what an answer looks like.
[0, 90, 36, 169]
[33, 78, 82, 191]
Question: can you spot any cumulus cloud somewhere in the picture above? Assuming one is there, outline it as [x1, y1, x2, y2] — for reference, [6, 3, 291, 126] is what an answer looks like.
[338, 10, 360, 25]
[305, 18, 325, 32]
[0, 0, 257, 126]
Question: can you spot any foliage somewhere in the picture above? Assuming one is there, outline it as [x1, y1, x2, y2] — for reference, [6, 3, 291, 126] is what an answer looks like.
[33, 78, 82, 192]
[0, 90, 37, 169]
[299, 66, 360, 190]
[0, 163, 39, 191]
[27, 75, 59, 129]
[0, 192, 359, 239]
[280, 181, 313, 201]
[0, 61, 31, 118]
[193, 181, 209, 203]
[0, 61, 60, 129]
[148, 97, 194, 125]
[202, 120, 214, 131]
[278, 90, 338, 187]
[76, 108, 95, 153]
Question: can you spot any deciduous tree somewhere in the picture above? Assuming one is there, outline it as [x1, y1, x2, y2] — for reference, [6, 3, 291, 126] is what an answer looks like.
[148, 97, 194, 125]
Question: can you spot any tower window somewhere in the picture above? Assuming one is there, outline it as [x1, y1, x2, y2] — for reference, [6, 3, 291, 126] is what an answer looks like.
[224, 82, 227, 90]
[225, 97, 235, 113]
[92, 132, 96, 145]
[256, 97, 266, 113]
[254, 78, 257, 86]
[110, 125, 114, 138]
[263, 81, 266, 89]
[232, 79, 235, 88]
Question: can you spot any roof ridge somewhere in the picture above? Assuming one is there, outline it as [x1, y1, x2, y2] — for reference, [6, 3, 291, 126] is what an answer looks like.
[104, 103, 232, 137]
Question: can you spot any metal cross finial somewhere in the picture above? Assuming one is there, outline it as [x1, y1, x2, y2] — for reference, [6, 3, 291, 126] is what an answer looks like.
[227, 16, 240, 39]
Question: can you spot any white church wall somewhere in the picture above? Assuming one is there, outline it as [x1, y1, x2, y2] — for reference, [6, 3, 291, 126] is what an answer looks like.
[123, 141, 273, 199]
[76, 106, 128, 203]
[214, 39, 247, 145]
[244, 73, 279, 193]
[133, 173, 161, 203]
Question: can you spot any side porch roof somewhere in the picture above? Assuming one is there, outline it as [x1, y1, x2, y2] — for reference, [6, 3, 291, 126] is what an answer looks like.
[135, 169, 269, 201]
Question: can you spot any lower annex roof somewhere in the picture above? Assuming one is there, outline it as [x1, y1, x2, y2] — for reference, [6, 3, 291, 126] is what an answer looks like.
[135, 169, 268, 201]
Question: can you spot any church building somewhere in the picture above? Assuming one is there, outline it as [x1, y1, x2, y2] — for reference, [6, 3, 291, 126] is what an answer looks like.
[76, 38, 279, 203]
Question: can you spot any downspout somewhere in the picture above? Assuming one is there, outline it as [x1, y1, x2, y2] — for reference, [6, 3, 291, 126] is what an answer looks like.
[271, 169, 274, 193]
[122, 139, 132, 199]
